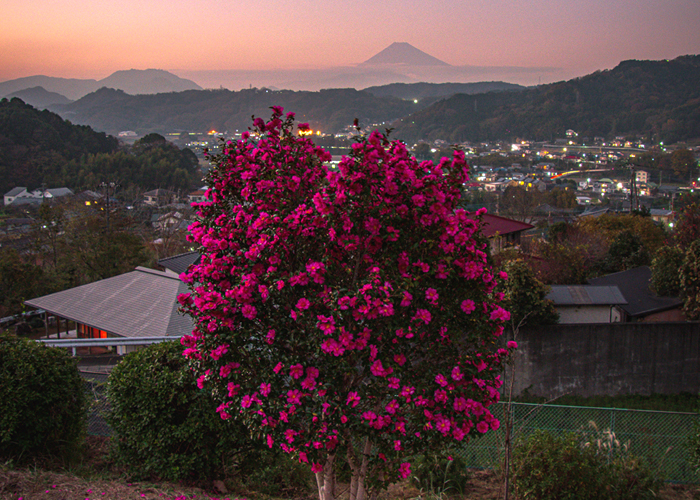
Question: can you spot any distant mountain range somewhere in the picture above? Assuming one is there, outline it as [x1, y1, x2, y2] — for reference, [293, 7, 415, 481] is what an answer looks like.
[391, 55, 700, 144]
[0, 69, 202, 102]
[2, 53, 699, 144]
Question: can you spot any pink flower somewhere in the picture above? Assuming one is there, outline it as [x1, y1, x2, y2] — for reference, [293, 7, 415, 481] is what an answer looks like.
[296, 298, 311, 310]
[311, 463, 323, 473]
[346, 391, 360, 407]
[400, 291, 413, 307]
[451, 366, 463, 381]
[242, 304, 257, 319]
[290, 363, 304, 379]
[266, 329, 276, 344]
[398, 462, 412, 479]
[490, 306, 511, 322]
[273, 362, 284, 374]
[385, 399, 399, 414]
[425, 288, 439, 304]
[461, 299, 476, 314]
[507, 340, 518, 349]
[435, 374, 448, 387]
[413, 309, 432, 324]
[209, 344, 229, 360]
[476, 421, 489, 433]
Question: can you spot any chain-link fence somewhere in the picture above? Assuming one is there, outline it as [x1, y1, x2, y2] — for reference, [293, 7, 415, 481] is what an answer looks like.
[78, 373, 698, 484]
[81, 371, 112, 437]
[456, 402, 699, 484]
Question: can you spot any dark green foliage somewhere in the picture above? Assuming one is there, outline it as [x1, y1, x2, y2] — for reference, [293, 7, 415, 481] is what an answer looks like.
[0, 334, 86, 463]
[511, 430, 662, 500]
[226, 447, 315, 498]
[602, 230, 650, 273]
[0, 97, 199, 194]
[498, 259, 559, 329]
[410, 452, 470, 496]
[679, 240, 700, 321]
[0, 247, 59, 317]
[0, 97, 117, 194]
[106, 341, 255, 481]
[651, 245, 684, 297]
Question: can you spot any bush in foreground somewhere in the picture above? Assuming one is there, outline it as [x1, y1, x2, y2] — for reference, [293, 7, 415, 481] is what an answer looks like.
[511, 429, 662, 500]
[106, 341, 256, 482]
[0, 334, 86, 463]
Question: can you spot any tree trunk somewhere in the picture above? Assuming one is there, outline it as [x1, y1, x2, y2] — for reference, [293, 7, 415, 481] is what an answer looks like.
[315, 454, 336, 500]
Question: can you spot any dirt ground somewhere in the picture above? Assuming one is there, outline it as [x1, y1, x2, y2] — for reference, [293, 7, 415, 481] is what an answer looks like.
[1, 437, 698, 500]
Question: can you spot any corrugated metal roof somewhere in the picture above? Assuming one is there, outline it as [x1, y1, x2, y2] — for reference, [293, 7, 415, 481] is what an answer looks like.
[25, 267, 192, 338]
[546, 285, 627, 305]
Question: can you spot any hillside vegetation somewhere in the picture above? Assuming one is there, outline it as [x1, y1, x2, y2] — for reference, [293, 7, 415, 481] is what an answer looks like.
[392, 55, 700, 144]
[49, 87, 423, 136]
[0, 98, 199, 194]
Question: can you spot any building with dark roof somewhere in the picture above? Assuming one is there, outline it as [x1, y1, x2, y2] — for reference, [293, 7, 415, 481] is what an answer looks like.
[588, 266, 685, 322]
[159, 251, 201, 276]
[468, 213, 534, 253]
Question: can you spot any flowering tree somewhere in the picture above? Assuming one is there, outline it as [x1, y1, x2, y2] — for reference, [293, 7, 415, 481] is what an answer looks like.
[178, 108, 514, 500]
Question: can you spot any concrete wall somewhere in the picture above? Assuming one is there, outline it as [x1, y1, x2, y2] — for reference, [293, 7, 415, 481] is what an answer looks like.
[512, 322, 700, 397]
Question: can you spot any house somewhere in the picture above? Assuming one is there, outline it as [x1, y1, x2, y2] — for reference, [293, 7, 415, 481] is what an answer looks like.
[3, 187, 74, 206]
[546, 285, 627, 323]
[25, 266, 191, 353]
[650, 209, 674, 227]
[588, 266, 685, 322]
[187, 189, 207, 204]
[636, 170, 649, 183]
[4, 187, 30, 205]
[143, 189, 176, 206]
[468, 213, 534, 253]
[152, 211, 190, 232]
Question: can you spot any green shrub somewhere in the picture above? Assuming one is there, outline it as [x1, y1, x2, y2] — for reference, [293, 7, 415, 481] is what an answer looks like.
[511, 428, 663, 500]
[226, 447, 315, 498]
[0, 334, 86, 463]
[106, 341, 255, 482]
[410, 452, 470, 497]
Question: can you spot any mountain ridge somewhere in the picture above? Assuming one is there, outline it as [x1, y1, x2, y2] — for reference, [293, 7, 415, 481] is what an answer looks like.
[361, 42, 451, 67]
[0, 69, 202, 101]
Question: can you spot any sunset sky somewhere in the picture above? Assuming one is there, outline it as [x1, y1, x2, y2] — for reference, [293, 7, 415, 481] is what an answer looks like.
[2, 0, 699, 87]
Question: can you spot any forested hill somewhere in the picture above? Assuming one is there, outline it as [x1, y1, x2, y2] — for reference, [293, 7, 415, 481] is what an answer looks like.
[362, 81, 526, 100]
[49, 87, 425, 136]
[391, 55, 700, 144]
[0, 98, 118, 194]
[0, 98, 199, 194]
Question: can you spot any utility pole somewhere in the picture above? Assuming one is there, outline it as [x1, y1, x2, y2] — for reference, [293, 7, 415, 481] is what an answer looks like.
[99, 181, 119, 232]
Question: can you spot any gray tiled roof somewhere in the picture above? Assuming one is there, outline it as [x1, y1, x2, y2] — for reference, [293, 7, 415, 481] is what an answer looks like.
[25, 267, 192, 338]
[547, 285, 627, 306]
[4, 187, 27, 197]
[159, 251, 201, 275]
